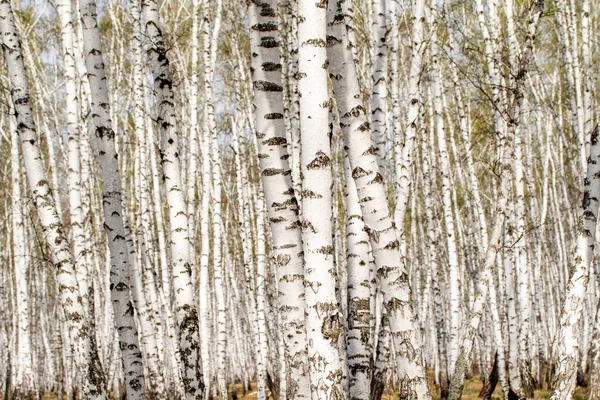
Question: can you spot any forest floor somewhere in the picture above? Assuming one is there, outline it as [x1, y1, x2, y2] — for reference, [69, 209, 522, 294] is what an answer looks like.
[30, 373, 589, 400]
[232, 372, 589, 400]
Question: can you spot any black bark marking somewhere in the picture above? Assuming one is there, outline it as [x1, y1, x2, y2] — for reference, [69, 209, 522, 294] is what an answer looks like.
[326, 35, 342, 46]
[262, 62, 281, 71]
[306, 150, 331, 169]
[254, 80, 283, 92]
[303, 38, 327, 47]
[260, 36, 278, 48]
[265, 112, 284, 119]
[252, 22, 277, 32]
[352, 167, 368, 179]
[263, 136, 287, 145]
[369, 172, 384, 184]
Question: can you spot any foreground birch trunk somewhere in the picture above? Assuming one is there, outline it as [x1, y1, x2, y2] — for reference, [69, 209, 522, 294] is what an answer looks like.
[343, 153, 372, 399]
[141, 0, 204, 396]
[56, 0, 95, 328]
[297, 0, 346, 396]
[0, 2, 108, 397]
[326, 0, 430, 397]
[550, 131, 600, 400]
[248, 1, 311, 397]
[131, 0, 167, 395]
[78, 0, 146, 396]
[10, 109, 34, 397]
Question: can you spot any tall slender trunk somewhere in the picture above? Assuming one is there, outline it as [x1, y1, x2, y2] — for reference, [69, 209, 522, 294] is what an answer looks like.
[344, 152, 372, 399]
[430, 11, 461, 373]
[371, 0, 387, 172]
[78, 0, 146, 396]
[588, 302, 600, 400]
[131, 2, 167, 396]
[0, 2, 108, 397]
[394, 0, 426, 248]
[551, 128, 600, 400]
[141, 0, 204, 396]
[327, 1, 430, 397]
[298, 0, 345, 396]
[248, 1, 311, 397]
[10, 107, 34, 397]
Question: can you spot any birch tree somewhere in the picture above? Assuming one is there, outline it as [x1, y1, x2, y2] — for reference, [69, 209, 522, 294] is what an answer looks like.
[0, 1, 108, 397]
[297, 0, 346, 396]
[430, 8, 461, 373]
[551, 125, 600, 400]
[10, 108, 34, 398]
[57, 0, 95, 329]
[78, 0, 147, 396]
[141, 0, 204, 396]
[327, 0, 430, 397]
[248, 0, 311, 397]
[394, 0, 426, 249]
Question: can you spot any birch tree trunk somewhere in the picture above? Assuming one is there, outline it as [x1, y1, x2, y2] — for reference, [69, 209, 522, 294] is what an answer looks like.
[505, 3, 534, 394]
[56, 0, 96, 329]
[297, 0, 345, 396]
[394, 0, 425, 248]
[131, 0, 167, 396]
[141, 0, 204, 396]
[344, 152, 372, 399]
[0, 2, 108, 397]
[588, 303, 600, 400]
[248, 1, 311, 397]
[255, 191, 270, 400]
[78, 0, 146, 397]
[10, 109, 34, 398]
[430, 11, 461, 374]
[202, 2, 227, 397]
[371, 0, 387, 172]
[327, 1, 430, 397]
[421, 99, 450, 398]
[370, 313, 390, 400]
[551, 131, 600, 400]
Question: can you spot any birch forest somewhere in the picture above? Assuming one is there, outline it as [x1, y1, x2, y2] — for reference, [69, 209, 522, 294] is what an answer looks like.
[2, 0, 600, 398]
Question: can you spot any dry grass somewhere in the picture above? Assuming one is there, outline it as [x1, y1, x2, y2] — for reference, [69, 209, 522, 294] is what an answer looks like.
[14, 374, 590, 400]
[384, 371, 588, 400]
[234, 372, 589, 400]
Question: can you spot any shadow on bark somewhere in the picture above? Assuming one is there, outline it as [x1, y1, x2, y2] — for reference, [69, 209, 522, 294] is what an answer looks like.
[478, 352, 498, 400]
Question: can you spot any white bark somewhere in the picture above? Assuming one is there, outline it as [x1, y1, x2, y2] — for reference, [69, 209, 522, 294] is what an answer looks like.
[371, 0, 387, 172]
[78, 0, 146, 396]
[394, 0, 425, 247]
[298, 0, 345, 396]
[56, 0, 95, 329]
[555, 0, 585, 175]
[344, 153, 372, 399]
[131, 0, 167, 396]
[430, 11, 461, 373]
[141, 0, 204, 396]
[248, 1, 311, 397]
[551, 128, 600, 400]
[256, 191, 270, 400]
[0, 2, 107, 397]
[10, 108, 34, 396]
[327, 1, 430, 397]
